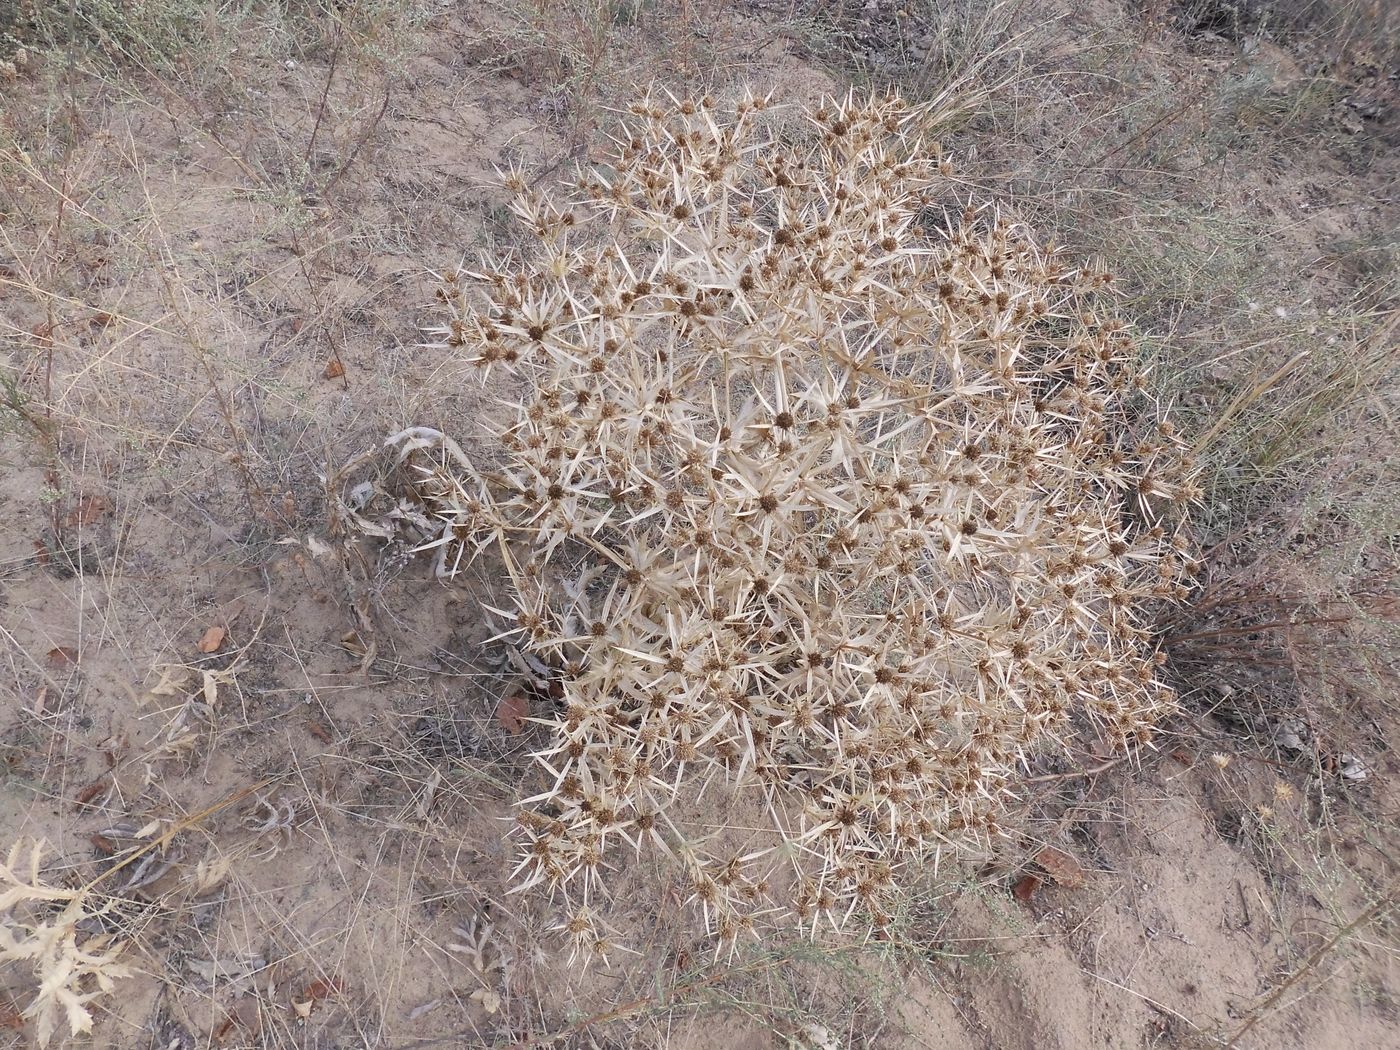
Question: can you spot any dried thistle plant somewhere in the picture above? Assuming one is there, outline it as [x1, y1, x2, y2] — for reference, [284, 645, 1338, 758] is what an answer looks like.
[393, 90, 1199, 953]
[0, 841, 134, 1047]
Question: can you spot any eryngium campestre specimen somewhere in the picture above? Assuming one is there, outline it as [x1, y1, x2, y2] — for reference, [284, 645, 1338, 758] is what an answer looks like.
[409, 91, 1198, 952]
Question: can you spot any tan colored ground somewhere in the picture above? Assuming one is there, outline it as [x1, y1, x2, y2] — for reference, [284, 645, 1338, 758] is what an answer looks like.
[1, 2, 1396, 1048]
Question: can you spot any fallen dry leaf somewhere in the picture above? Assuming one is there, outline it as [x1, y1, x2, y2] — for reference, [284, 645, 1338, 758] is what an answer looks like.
[0, 1000, 23, 1031]
[197, 625, 227, 653]
[73, 778, 108, 809]
[470, 988, 502, 1016]
[1012, 873, 1041, 903]
[497, 694, 530, 735]
[293, 977, 343, 1019]
[322, 358, 345, 380]
[46, 646, 78, 670]
[1034, 845, 1085, 888]
[215, 994, 263, 1043]
[63, 493, 110, 528]
[302, 977, 343, 1002]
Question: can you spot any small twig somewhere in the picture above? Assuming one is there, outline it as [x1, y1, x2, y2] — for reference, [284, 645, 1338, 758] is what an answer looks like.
[1165, 615, 1351, 647]
[1025, 757, 1129, 784]
[304, 20, 346, 180]
[318, 84, 391, 200]
[1081, 967, 1203, 1033]
[81, 779, 276, 895]
[1192, 349, 1310, 457]
[502, 948, 860, 1049]
[1224, 882, 1399, 1047]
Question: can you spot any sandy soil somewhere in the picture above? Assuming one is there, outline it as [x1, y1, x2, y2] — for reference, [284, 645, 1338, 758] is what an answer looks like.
[1, 2, 1396, 1048]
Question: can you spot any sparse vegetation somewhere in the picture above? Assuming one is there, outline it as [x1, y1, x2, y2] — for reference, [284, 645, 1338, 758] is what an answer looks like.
[0, 0, 1395, 1047]
[0, 842, 133, 1048]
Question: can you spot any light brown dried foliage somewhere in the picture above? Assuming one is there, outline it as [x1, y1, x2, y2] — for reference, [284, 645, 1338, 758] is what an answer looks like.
[400, 91, 1198, 952]
[0, 842, 133, 1047]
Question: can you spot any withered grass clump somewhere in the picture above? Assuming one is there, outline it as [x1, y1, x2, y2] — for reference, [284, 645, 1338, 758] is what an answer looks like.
[406, 91, 1198, 951]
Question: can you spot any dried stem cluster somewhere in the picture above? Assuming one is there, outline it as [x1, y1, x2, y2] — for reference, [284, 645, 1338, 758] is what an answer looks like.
[1, 842, 133, 1047]
[405, 92, 1198, 951]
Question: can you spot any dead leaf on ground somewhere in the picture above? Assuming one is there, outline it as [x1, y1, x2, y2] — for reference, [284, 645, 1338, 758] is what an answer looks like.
[293, 977, 343, 1019]
[470, 988, 502, 1015]
[73, 778, 108, 809]
[1012, 873, 1042, 902]
[214, 995, 262, 1043]
[301, 977, 343, 1002]
[63, 494, 110, 528]
[497, 694, 529, 734]
[322, 358, 345, 380]
[197, 625, 227, 653]
[1034, 845, 1086, 888]
[0, 997, 24, 1030]
[46, 645, 79, 670]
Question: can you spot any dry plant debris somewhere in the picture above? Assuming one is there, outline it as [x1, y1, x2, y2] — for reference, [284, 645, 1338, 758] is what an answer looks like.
[0, 842, 133, 1048]
[377, 90, 1199, 954]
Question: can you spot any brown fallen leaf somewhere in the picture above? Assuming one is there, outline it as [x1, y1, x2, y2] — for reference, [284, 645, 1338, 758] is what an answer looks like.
[497, 694, 530, 735]
[1012, 873, 1041, 903]
[293, 977, 343, 1019]
[197, 625, 226, 653]
[213, 995, 263, 1046]
[322, 358, 345, 380]
[73, 778, 108, 809]
[0, 999, 23, 1031]
[302, 977, 342, 1002]
[1034, 845, 1085, 888]
[63, 493, 110, 528]
[46, 646, 79, 670]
